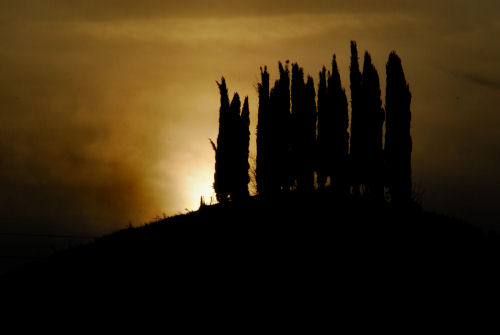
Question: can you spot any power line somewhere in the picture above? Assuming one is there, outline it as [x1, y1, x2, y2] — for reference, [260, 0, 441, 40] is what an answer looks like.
[0, 232, 98, 240]
[0, 255, 43, 260]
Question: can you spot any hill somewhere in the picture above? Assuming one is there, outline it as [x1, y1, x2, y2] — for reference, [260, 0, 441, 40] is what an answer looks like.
[2, 192, 500, 301]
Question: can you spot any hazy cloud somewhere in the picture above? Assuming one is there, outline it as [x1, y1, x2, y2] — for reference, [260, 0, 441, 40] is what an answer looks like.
[1, 0, 499, 24]
[444, 69, 500, 90]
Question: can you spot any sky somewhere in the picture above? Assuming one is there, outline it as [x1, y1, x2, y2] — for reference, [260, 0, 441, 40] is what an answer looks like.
[1, 1, 500, 264]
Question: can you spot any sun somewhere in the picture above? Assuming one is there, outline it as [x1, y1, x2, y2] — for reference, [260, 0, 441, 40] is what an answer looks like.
[183, 169, 216, 211]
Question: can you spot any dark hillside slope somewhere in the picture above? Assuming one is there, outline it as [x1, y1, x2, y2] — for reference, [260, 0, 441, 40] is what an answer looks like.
[2, 193, 500, 297]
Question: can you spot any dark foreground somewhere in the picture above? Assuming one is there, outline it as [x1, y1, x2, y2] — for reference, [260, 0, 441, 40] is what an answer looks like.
[2, 193, 500, 309]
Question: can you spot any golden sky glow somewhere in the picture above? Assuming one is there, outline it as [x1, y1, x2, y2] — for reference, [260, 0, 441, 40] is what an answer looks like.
[1, 1, 500, 236]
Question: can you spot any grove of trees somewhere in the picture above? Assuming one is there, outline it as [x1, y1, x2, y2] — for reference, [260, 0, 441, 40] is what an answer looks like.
[212, 41, 412, 205]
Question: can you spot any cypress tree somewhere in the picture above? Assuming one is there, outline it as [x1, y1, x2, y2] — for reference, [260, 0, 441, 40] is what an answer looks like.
[234, 96, 250, 200]
[385, 52, 412, 204]
[212, 80, 250, 202]
[317, 67, 330, 189]
[291, 64, 316, 192]
[349, 41, 363, 196]
[267, 81, 282, 194]
[291, 63, 306, 190]
[228, 93, 242, 199]
[328, 55, 350, 195]
[212, 77, 231, 203]
[256, 63, 291, 196]
[316, 55, 349, 194]
[361, 52, 385, 201]
[256, 66, 270, 196]
[276, 62, 292, 191]
[303, 76, 317, 192]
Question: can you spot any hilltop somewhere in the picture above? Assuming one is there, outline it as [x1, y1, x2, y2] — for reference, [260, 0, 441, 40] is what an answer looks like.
[2, 192, 500, 299]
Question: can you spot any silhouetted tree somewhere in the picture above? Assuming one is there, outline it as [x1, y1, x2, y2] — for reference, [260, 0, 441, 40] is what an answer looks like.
[317, 67, 330, 189]
[276, 62, 292, 191]
[212, 77, 231, 202]
[228, 92, 242, 198]
[349, 41, 363, 196]
[361, 52, 385, 200]
[212, 80, 250, 202]
[385, 52, 412, 204]
[327, 55, 350, 195]
[234, 96, 250, 200]
[294, 70, 317, 192]
[267, 82, 282, 194]
[291, 63, 305, 190]
[318, 55, 349, 194]
[256, 66, 270, 196]
[304, 76, 317, 192]
[291, 64, 316, 192]
[266, 62, 292, 194]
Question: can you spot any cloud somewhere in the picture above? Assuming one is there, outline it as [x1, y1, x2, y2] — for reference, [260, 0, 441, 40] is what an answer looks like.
[1, 0, 497, 23]
[0, 1, 406, 22]
[446, 70, 500, 90]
